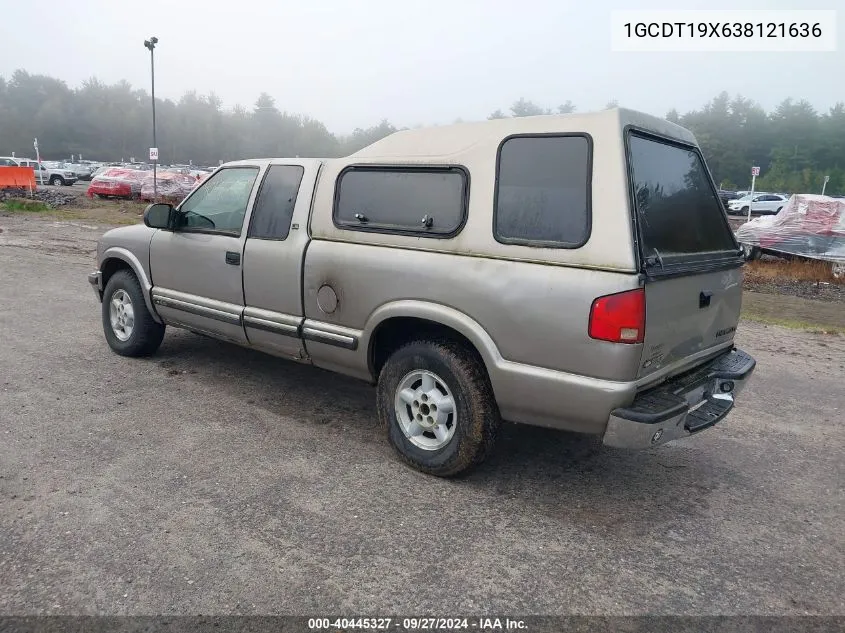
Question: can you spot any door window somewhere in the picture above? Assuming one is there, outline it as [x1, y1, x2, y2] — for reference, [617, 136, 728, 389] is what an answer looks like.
[248, 165, 305, 240]
[177, 167, 259, 235]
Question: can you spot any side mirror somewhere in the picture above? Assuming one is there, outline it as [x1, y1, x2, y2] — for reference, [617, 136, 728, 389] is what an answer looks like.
[143, 203, 175, 229]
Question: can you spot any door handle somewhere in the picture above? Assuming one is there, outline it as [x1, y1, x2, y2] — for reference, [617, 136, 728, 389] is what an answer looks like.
[699, 291, 712, 309]
[225, 251, 240, 265]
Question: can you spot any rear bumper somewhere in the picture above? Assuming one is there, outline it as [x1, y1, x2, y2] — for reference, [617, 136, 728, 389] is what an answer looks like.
[602, 347, 756, 449]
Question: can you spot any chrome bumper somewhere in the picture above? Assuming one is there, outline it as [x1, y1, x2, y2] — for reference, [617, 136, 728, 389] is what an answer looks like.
[88, 270, 103, 301]
[603, 348, 756, 449]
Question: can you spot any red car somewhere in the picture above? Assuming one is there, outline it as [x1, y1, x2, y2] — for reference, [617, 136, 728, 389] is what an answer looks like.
[86, 168, 146, 199]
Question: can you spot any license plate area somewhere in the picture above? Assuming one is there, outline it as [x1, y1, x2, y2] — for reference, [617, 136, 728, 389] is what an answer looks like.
[674, 378, 717, 408]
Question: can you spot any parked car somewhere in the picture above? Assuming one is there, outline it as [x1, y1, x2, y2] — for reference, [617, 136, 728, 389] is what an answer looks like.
[86, 167, 146, 199]
[726, 193, 788, 215]
[64, 162, 94, 180]
[717, 189, 740, 208]
[87, 108, 756, 477]
[0, 157, 77, 186]
[91, 166, 112, 178]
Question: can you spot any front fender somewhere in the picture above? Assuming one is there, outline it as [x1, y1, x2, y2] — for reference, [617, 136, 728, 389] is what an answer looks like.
[100, 247, 162, 324]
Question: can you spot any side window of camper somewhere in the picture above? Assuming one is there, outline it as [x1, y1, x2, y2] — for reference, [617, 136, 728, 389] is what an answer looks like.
[494, 134, 592, 248]
[334, 167, 468, 237]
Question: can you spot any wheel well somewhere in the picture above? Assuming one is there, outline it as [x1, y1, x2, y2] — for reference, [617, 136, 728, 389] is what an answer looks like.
[101, 257, 133, 288]
[369, 317, 487, 381]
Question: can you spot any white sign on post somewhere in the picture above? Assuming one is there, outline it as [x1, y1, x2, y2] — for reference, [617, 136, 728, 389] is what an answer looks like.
[149, 147, 159, 161]
[33, 138, 44, 186]
[747, 166, 760, 222]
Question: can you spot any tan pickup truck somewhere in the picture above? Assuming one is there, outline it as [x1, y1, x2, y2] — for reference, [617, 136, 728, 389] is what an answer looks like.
[88, 108, 756, 476]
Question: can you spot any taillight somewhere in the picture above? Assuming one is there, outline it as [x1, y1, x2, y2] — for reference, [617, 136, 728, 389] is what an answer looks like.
[588, 288, 645, 344]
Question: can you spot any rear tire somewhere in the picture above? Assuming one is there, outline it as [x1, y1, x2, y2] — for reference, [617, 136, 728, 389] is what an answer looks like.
[741, 244, 762, 261]
[376, 339, 500, 477]
[101, 270, 165, 357]
[832, 262, 845, 279]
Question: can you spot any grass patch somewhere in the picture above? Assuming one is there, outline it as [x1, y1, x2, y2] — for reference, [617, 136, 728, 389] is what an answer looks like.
[745, 258, 843, 285]
[2, 196, 145, 226]
[741, 311, 845, 335]
[742, 291, 845, 333]
[2, 199, 51, 212]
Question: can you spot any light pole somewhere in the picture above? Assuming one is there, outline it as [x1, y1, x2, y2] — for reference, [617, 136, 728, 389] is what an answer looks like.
[143, 36, 159, 200]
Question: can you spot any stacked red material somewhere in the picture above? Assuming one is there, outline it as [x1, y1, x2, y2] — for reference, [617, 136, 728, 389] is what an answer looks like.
[86, 168, 147, 199]
[735, 194, 845, 263]
[140, 170, 205, 204]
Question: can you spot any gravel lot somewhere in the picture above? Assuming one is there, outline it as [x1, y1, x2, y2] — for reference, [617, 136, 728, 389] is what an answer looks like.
[1, 217, 843, 616]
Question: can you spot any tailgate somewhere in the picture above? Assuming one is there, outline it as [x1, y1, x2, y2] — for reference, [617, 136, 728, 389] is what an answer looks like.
[638, 267, 742, 379]
[626, 130, 745, 380]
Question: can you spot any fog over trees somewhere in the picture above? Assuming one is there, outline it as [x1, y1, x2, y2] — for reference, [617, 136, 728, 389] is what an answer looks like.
[2, 70, 843, 194]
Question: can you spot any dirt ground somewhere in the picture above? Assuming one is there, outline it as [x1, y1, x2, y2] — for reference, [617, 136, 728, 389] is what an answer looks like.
[0, 214, 843, 617]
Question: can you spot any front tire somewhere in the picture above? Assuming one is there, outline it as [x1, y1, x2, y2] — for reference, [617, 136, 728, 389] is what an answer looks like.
[101, 270, 165, 357]
[49, 175, 63, 186]
[376, 340, 500, 477]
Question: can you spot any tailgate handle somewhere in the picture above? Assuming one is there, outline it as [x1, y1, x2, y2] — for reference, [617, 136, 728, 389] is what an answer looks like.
[699, 291, 712, 309]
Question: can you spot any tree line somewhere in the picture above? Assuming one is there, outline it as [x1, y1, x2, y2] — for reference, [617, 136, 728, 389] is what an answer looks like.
[0, 70, 396, 166]
[1, 69, 843, 195]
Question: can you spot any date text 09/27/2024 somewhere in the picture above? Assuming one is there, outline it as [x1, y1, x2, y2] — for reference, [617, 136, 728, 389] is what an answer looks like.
[307, 617, 528, 631]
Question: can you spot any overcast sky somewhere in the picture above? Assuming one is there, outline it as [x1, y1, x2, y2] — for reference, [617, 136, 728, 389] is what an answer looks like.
[1, 0, 842, 133]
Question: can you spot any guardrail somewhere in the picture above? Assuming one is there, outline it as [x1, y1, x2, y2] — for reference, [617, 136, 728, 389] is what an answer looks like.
[0, 166, 36, 192]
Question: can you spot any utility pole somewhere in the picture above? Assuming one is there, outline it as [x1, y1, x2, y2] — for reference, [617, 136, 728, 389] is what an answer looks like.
[143, 36, 159, 200]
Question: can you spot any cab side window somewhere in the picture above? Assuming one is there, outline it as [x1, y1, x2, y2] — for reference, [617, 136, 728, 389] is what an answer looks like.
[247, 165, 305, 240]
[177, 167, 259, 235]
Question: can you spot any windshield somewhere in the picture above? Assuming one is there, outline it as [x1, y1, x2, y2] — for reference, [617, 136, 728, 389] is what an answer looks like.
[628, 132, 738, 260]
